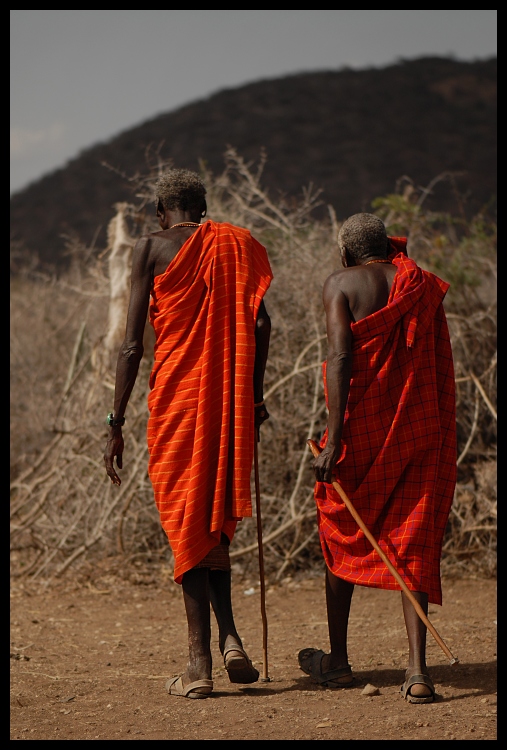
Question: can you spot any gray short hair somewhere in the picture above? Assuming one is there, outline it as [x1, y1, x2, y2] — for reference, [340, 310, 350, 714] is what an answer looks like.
[155, 169, 207, 212]
[338, 213, 388, 261]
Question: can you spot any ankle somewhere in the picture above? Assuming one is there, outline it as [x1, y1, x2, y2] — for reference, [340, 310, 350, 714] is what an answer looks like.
[221, 633, 242, 654]
[186, 653, 212, 682]
[406, 662, 427, 675]
[324, 652, 350, 671]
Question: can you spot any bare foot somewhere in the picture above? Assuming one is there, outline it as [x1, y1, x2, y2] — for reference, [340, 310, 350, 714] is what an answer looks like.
[401, 667, 435, 703]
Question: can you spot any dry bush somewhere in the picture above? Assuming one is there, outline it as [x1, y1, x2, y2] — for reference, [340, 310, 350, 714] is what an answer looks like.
[372, 177, 497, 578]
[10, 152, 496, 585]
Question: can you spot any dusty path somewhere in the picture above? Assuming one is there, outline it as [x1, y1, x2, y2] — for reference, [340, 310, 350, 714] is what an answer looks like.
[10, 573, 496, 740]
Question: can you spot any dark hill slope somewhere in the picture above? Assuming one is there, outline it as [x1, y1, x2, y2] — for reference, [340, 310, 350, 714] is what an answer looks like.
[10, 56, 496, 269]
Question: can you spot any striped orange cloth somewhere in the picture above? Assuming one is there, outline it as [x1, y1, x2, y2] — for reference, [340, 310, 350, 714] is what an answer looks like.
[147, 220, 273, 583]
[315, 240, 457, 605]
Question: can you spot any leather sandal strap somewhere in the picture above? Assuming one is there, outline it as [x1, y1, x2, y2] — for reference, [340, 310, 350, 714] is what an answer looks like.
[223, 644, 248, 659]
[405, 673, 435, 693]
[322, 665, 353, 681]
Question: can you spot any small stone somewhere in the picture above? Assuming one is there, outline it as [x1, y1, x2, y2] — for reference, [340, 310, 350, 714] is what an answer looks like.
[361, 683, 380, 696]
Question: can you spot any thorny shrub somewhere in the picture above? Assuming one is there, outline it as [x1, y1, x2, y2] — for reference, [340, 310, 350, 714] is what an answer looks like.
[10, 152, 496, 585]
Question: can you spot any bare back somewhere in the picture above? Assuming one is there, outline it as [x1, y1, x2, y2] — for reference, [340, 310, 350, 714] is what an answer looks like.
[321, 261, 397, 370]
[120, 225, 201, 354]
[324, 262, 396, 324]
[149, 226, 200, 279]
[315, 260, 397, 480]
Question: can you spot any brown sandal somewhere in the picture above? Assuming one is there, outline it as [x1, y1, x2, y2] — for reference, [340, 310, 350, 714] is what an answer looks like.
[400, 673, 435, 704]
[298, 648, 354, 688]
[223, 645, 259, 684]
[165, 675, 213, 699]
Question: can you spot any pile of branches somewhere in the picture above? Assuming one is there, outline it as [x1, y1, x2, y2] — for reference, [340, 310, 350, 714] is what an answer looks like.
[10, 152, 496, 585]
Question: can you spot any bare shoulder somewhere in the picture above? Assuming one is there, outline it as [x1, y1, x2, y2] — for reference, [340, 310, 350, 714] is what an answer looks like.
[129, 233, 153, 273]
[137, 229, 191, 278]
[325, 263, 396, 322]
[132, 231, 172, 265]
[133, 230, 167, 253]
[323, 267, 356, 299]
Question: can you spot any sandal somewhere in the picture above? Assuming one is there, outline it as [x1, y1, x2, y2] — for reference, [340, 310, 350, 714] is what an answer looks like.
[400, 673, 435, 704]
[223, 644, 259, 684]
[165, 675, 213, 699]
[298, 647, 354, 688]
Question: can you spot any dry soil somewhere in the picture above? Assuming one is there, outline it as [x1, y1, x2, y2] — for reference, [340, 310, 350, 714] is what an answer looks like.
[10, 572, 496, 740]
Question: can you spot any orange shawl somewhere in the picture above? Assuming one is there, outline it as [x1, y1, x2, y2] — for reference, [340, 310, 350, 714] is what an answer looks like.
[146, 220, 272, 583]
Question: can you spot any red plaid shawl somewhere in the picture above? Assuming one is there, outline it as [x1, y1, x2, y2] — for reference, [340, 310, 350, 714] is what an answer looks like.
[315, 240, 457, 604]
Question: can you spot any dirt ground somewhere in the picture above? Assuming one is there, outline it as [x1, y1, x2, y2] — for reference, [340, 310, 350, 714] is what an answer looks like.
[10, 569, 496, 741]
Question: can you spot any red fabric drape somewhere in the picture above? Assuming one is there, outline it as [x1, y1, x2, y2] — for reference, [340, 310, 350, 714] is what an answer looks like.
[315, 244, 457, 604]
[147, 221, 272, 583]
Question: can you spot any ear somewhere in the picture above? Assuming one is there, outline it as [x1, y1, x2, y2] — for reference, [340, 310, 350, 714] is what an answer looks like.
[156, 200, 169, 228]
[201, 200, 207, 218]
[341, 247, 357, 268]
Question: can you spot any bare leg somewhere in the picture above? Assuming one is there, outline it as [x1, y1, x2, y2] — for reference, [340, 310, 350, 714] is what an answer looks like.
[209, 566, 259, 683]
[180, 568, 212, 687]
[401, 590, 432, 698]
[209, 569, 243, 654]
[323, 568, 355, 677]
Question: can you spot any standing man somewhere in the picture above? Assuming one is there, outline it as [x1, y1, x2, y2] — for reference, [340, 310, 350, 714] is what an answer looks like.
[104, 168, 273, 699]
[299, 213, 456, 704]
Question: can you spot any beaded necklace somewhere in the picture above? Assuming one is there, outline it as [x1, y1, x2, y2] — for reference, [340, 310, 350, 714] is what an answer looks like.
[364, 259, 392, 265]
[169, 222, 201, 229]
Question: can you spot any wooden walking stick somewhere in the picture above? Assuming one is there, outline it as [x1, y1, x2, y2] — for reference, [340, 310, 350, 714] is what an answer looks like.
[254, 427, 270, 681]
[307, 439, 458, 666]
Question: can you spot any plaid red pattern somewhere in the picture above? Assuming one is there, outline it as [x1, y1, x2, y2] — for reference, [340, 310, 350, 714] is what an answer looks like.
[315, 242, 457, 604]
[147, 221, 272, 584]
[193, 542, 231, 572]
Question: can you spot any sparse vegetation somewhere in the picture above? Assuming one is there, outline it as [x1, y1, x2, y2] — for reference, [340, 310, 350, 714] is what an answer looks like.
[10, 151, 496, 584]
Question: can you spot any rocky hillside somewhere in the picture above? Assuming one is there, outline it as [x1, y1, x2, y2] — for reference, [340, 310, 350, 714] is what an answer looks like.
[10, 56, 496, 270]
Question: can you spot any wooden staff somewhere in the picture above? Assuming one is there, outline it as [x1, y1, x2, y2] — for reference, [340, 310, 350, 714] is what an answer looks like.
[254, 428, 270, 681]
[307, 439, 458, 666]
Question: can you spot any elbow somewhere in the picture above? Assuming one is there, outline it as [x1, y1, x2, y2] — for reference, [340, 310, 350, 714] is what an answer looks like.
[119, 341, 144, 364]
[327, 350, 352, 369]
